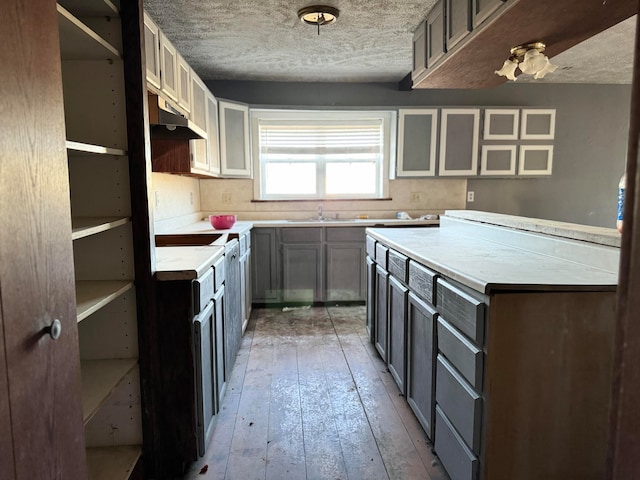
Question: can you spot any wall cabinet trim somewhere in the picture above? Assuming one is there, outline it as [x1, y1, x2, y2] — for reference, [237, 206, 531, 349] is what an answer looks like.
[397, 109, 438, 177]
[518, 145, 553, 175]
[439, 108, 480, 176]
[480, 145, 516, 176]
[483, 108, 519, 140]
[521, 109, 556, 140]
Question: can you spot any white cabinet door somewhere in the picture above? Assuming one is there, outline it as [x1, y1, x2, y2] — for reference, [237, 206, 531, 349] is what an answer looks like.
[397, 109, 438, 177]
[206, 90, 221, 176]
[176, 53, 191, 114]
[143, 11, 161, 89]
[159, 31, 178, 102]
[189, 72, 209, 172]
[219, 100, 251, 177]
[439, 109, 480, 176]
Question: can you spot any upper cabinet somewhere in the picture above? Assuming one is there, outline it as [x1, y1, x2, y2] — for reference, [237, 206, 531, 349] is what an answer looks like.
[412, 1, 445, 84]
[219, 100, 251, 178]
[207, 91, 221, 176]
[397, 109, 438, 177]
[176, 53, 191, 114]
[143, 12, 161, 89]
[439, 109, 480, 176]
[159, 31, 178, 102]
[472, 0, 507, 28]
[445, 0, 472, 51]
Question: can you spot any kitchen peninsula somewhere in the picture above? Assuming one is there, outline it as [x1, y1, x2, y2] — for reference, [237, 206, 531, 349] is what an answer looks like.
[365, 211, 619, 480]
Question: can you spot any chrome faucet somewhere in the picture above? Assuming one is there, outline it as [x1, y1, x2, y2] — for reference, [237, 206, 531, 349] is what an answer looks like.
[318, 204, 323, 220]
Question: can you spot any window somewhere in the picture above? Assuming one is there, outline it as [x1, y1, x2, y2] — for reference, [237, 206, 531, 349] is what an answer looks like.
[251, 109, 395, 200]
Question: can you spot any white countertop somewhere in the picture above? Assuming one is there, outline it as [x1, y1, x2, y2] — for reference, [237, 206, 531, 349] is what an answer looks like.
[366, 225, 619, 294]
[155, 245, 224, 281]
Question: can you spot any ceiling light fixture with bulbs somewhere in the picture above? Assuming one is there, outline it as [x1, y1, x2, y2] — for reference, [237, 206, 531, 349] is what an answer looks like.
[298, 5, 339, 35]
[495, 42, 558, 81]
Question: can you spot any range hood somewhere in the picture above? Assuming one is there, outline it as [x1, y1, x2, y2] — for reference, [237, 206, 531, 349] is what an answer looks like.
[148, 94, 206, 140]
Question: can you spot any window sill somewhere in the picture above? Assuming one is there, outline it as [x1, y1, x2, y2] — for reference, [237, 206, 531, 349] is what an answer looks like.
[251, 198, 393, 203]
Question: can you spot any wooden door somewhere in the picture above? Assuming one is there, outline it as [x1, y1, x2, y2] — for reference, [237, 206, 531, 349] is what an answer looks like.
[0, 0, 87, 477]
[282, 243, 323, 303]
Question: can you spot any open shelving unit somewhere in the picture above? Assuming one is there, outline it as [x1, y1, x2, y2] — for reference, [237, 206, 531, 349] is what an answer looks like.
[58, 0, 142, 478]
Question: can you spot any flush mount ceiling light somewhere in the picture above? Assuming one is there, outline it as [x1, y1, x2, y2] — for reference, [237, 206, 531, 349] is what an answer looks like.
[495, 42, 558, 81]
[298, 5, 339, 35]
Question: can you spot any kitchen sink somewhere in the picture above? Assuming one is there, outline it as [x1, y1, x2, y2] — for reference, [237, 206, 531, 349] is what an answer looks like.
[286, 218, 352, 222]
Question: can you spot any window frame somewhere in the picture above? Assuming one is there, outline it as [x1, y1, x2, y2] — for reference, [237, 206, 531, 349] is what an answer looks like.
[250, 109, 396, 201]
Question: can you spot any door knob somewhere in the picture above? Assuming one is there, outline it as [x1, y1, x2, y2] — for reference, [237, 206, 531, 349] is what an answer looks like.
[45, 319, 62, 340]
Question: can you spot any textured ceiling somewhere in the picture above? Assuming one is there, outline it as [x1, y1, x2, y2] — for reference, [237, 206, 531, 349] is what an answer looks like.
[143, 0, 636, 84]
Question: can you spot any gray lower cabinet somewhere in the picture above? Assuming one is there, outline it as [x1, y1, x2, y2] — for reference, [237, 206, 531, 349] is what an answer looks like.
[251, 228, 280, 303]
[406, 291, 437, 440]
[239, 231, 252, 331]
[388, 276, 409, 394]
[224, 240, 242, 381]
[374, 264, 389, 361]
[252, 227, 366, 304]
[366, 256, 376, 340]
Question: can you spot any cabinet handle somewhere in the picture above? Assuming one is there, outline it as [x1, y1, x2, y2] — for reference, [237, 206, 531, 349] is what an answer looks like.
[44, 319, 62, 340]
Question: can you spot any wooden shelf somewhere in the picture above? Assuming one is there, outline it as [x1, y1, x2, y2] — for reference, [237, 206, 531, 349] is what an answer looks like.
[66, 140, 126, 157]
[72, 216, 130, 240]
[86, 445, 141, 480]
[76, 280, 134, 322]
[81, 358, 138, 424]
[57, 4, 120, 60]
[58, 0, 119, 18]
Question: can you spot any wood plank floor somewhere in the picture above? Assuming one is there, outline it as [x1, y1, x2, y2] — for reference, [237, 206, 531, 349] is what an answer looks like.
[183, 306, 448, 480]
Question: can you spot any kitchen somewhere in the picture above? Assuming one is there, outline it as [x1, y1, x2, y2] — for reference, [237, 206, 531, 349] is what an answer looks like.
[1, 0, 640, 479]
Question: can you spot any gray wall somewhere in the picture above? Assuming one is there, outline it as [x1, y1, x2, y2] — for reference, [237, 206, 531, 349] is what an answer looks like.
[207, 80, 632, 228]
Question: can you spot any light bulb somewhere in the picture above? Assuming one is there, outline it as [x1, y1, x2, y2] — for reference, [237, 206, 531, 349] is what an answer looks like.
[495, 58, 518, 81]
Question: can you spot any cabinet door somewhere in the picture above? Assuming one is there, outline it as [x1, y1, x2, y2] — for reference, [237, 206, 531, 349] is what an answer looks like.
[326, 242, 366, 301]
[239, 249, 251, 333]
[374, 265, 389, 361]
[439, 109, 480, 176]
[1, 1, 87, 475]
[388, 276, 409, 394]
[159, 31, 178, 101]
[193, 300, 215, 456]
[397, 109, 438, 177]
[445, 0, 472, 50]
[143, 11, 161, 89]
[251, 228, 280, 303]
[206, 90, 221, 176]
[426, 0, 446, 67]
[219, 100, 251, 177]
[366, 256, 376, 342]
[472, 0, 506, 28]
[224, 242, 242, 382]
[282, 244, 323, 303]
[406, 292, 437, 439]
[213, 285, 226, 412]
[412, 20, 427, 81]
[176, 52, 191, 114]
[189, 72, 209, 171]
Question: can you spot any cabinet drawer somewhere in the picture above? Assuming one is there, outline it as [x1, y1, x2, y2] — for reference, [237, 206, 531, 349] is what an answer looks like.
[408, 261, 437, 304]
[213, 255, 225, 292]
[436, 279, 485, 343]
[281, 227, 322, 243]
[436, 355, 482, 454]
[388, 249, 409, 283]
[193, 267, 214, 314]
[438, 317, 483, 390]
[375, 243, 389, 270]
[326, 226, 364, 242]
[366, 236, 376, 258]
[435, 405, 479, 480]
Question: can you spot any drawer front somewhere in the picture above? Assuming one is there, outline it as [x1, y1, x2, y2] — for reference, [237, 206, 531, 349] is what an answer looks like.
[436, 355, 482, 454]
[193, 267, 214, 314]
[408, 260, 437, 305]
[375, 243, 389, 270]
[281, 227, 322, 243]
[213, 255, 225, 292]
[388, 249, 409, 284]
[436, 279, 485, 343]
[326, 226, 364, 242]
[435, 405, 479, 480]
[437, 317, 483, 390]
[366, 236, 376, 258]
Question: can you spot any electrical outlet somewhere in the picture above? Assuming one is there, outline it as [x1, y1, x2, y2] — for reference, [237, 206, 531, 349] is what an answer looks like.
[222, 193, 232, 204]
[155, 191, 160, 208]
[467, 191, 475, 202]
[410, 192, 421, 202]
